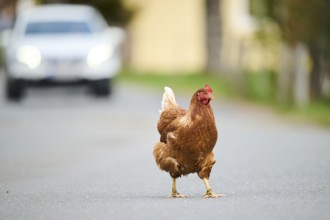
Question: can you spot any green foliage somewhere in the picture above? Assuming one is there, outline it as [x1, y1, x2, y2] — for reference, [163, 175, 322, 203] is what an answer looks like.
[244, 70, 276, 103]
[249, 0, 275, 19]
[279, 0, 329, 46]
[250, 0, 330, 100]
[250, 0, 330, 49]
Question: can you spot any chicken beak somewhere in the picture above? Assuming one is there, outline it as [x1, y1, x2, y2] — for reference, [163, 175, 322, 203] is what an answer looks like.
[208, 94, 214, 100]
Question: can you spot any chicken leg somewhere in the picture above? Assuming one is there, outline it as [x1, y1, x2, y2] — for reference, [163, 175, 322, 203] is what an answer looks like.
[202, 178, 224, 198]
[170, 178, 187, 198]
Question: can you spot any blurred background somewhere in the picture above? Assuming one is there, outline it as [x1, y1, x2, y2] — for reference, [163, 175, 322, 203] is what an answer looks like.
[0, 1, 330, 219]
[1, 0, 329, 124]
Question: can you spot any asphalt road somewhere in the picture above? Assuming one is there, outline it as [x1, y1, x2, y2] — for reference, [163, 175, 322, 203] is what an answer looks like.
[0, 74, 329, 220]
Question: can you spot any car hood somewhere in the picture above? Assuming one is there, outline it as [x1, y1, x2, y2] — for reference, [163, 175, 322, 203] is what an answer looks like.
[12, 35, 106, 58]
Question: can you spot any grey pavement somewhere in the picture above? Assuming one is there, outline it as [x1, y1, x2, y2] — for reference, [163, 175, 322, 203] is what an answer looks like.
[0, 74, 329, 220]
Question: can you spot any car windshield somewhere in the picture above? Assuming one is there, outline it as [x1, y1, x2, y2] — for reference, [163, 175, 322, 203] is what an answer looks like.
[25, 21, 92, 35]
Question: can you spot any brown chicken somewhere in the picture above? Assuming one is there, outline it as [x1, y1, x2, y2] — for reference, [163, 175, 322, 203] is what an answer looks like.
[153, 84, 223, 198]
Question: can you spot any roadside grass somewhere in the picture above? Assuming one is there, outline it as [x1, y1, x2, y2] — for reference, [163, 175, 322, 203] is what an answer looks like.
[279, 101, 330, 126]
[118, 68, 236, 99]
[117, 68, 330, 126]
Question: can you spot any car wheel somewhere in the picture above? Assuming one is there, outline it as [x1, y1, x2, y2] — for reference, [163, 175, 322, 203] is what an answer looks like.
[92, 79, 111, 97]
[6, 79, 25, 101]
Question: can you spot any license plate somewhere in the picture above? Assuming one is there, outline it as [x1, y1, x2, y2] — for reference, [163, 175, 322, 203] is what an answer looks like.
[49, 62, 77, 81]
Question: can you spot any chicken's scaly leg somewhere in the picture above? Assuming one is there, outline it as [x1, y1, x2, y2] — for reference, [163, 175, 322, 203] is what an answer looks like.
[169, 178, 187, 198]
[202, 178, 224, 198]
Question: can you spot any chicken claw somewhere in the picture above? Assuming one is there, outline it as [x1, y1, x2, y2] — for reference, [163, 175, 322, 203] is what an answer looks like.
[203, 190, 225, 198]
[169, 178, 188, 198]
[202, 178, 224, 198]
[169, 192, 188, 198]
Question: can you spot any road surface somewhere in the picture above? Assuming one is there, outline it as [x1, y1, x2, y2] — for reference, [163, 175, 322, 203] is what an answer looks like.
[0, 75, 329, 220]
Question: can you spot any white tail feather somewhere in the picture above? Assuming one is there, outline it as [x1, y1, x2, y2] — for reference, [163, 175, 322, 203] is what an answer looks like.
[160, 87, 178, 112]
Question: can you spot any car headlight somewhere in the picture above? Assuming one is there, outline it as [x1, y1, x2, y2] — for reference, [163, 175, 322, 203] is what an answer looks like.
[16, 45, 42, 69]
[86, 44, 113, 68]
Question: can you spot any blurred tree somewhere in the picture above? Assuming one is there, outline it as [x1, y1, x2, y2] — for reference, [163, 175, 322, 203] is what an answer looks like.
[250, 0, 330, 101]
[205, 0, 222, 73]
[0, 0, 15, 10]
[38, 0, 135, 26]
[0, 0, 16, 30]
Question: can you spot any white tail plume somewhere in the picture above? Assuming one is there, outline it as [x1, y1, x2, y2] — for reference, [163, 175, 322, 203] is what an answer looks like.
[160, 87, 178, 112]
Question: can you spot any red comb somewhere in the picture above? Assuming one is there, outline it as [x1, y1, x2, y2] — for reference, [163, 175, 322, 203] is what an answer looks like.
[205, 84, 212, 93]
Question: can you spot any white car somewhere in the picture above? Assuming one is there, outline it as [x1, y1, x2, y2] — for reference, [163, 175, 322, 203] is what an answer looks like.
[3, 4, 124, 100]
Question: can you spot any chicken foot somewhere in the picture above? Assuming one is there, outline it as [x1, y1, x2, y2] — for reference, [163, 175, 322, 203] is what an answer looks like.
[169, 178, 187, 198]
[202, 178, 224, 198]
